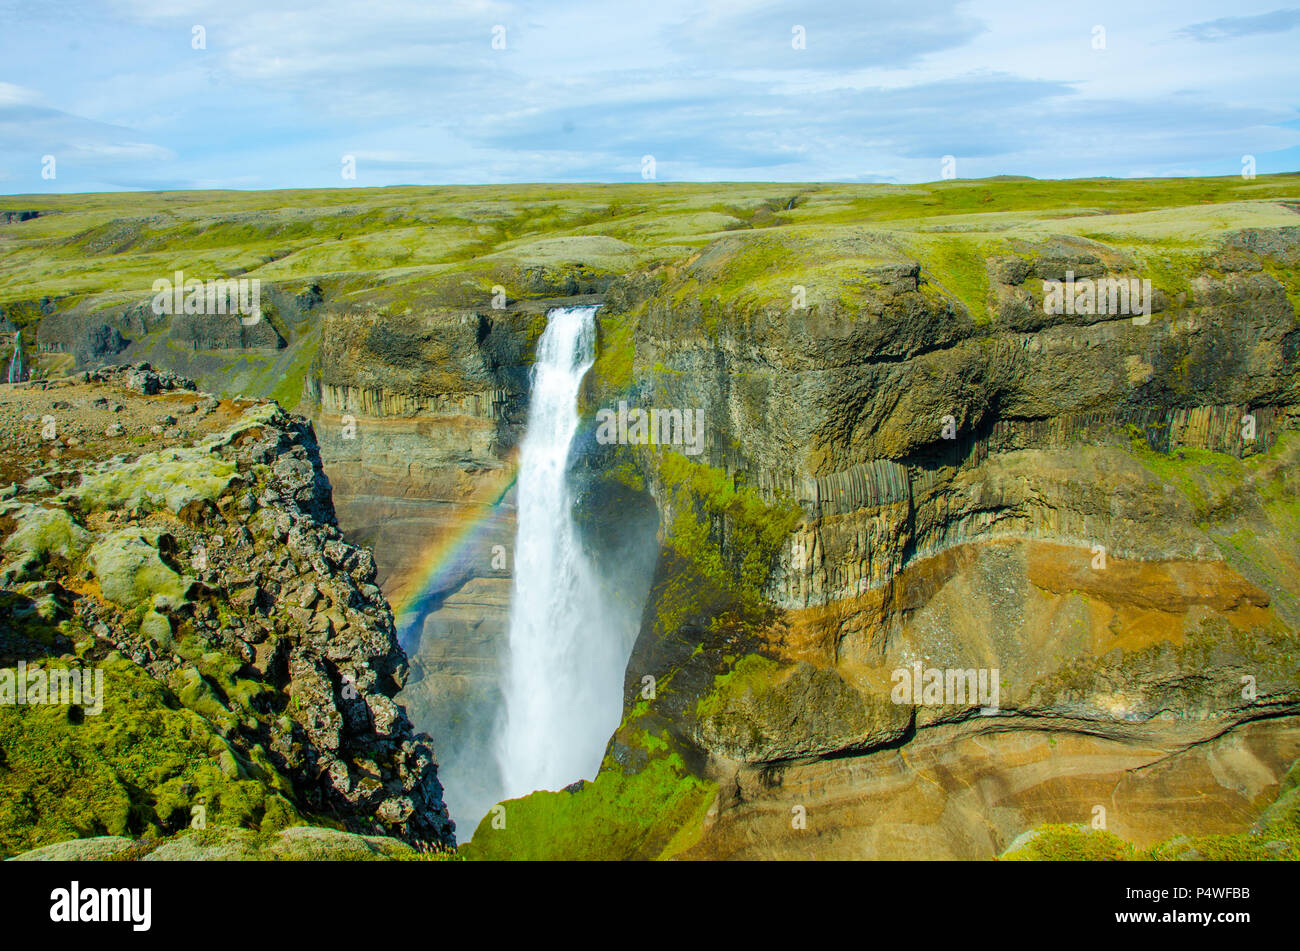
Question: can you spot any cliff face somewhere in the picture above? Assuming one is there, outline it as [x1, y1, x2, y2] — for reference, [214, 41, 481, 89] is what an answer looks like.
[0, 365, 453, 857]
[470, 216, 1300, 859]
[304, 290, 601, 829]
[283, 201, 1300, 860]
[4, 180, 1299, 860]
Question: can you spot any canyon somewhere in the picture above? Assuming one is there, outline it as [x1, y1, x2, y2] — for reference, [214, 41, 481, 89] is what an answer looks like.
[2, 177, 1298, 859]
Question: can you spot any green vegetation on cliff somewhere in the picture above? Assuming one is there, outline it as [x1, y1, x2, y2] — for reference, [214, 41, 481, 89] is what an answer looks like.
[461, 748, 715, 861]
[4, 174, 1297, 405]
[582, 307, 638, 403]
[1006, 738, 1300, 862]
[1004, 811, 1300, 861]
[5, 174, 1298, 863]
[651, 452, 802, 635]
[0, 647, 301, 858]
[1125, 431, 1300, 625]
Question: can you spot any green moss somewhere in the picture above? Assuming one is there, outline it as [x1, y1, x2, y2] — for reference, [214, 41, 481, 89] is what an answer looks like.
[1128, 441, 1243, 516]
[695, 233, 794, 302]
[85, 529, 188, 610]
[461, 752, 716, 861]
[1002, 825, 1143, 861]
[1261, 261, 1300, 321]
[138, 609, 172, 648]
[651, 452, 801, 634]
[1124, 434, 1300, 618]
[0, 652, 301, 858]
[266, 338, 319, 409]
[907, 234, 992, 323]
[1008, 751, 1300, 861]
[68, 446, 237, 515]
[1008, 814, 1299, 862]
[1127, 429, 1296, 512]
[664, 231, 900, 323]
[1, 506, 91, 561]
[695, 653, 782, 720]
[87, 534, 185, 606]
[1125, 245, 1201, 303]
[582, 307, 637, 409]
[603, 453, 647, 493]
[169, 667, 238, 734]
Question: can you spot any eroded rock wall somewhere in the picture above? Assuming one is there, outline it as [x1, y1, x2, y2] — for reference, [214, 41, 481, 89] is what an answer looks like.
[537, 226, 1300, 860]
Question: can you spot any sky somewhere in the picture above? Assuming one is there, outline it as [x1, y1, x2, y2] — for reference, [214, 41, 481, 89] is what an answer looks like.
[1, 0, 1298, 193]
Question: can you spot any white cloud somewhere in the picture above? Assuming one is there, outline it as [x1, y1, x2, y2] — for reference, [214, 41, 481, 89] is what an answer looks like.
[66, 141, 175, 160]
[1, 0, 1297, 191]
[0, 82, 43, 107]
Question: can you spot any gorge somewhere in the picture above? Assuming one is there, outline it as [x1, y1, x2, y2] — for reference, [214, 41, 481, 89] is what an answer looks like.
[2, 177, 1299, 860]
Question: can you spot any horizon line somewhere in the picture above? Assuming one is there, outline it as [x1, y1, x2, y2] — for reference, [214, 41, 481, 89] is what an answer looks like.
[5, 170, 1300, 201]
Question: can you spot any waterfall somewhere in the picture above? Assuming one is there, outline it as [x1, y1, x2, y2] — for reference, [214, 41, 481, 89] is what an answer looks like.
[496, 305, 631, 800]
[7, 333, 25, 384]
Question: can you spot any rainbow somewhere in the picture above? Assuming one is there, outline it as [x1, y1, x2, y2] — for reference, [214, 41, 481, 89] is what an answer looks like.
[390, 467, 518, 637]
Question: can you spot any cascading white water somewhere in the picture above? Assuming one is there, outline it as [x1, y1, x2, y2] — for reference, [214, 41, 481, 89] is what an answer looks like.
[496, 305, 632, 799]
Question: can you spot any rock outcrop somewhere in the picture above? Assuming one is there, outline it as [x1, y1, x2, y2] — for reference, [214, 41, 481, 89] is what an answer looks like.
[6, 825, 447, 861]
[0, 365, 454, 858]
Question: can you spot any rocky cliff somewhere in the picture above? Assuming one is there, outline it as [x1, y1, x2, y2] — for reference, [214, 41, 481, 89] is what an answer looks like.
[0, 364, 454, 858]
[468, 209, 1300, 859]
[3, 178, 1299, 860]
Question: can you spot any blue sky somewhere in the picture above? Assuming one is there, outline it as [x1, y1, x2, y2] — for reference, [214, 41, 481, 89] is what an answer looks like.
[1, 0, 1298, 193]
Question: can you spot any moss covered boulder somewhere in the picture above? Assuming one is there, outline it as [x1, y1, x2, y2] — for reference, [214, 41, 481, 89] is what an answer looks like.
[65, 443, 238, 515]
[0, 651, 301, 859]
[85, 528, 189, 610]
[1, 505, 91, 563]
[141, 825, 424, 861]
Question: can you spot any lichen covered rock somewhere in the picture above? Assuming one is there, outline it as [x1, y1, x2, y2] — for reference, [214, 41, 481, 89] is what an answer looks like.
[0, 369, 455, 858]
